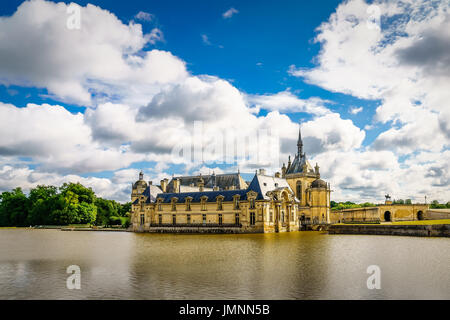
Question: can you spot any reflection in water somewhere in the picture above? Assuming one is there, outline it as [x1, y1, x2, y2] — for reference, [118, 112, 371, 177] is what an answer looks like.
[0, 229, 448, 299]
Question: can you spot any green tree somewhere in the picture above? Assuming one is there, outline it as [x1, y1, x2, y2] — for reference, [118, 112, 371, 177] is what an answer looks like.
[28, 185, 58, 225]
[0, 188, 30, 227]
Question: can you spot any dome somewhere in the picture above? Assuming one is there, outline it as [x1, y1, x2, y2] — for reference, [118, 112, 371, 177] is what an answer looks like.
[311, 179, 327, 189]
[133, 180, 147, 189]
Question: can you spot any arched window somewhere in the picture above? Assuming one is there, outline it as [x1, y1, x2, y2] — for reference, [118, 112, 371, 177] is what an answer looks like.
[296, 181, 302, 201]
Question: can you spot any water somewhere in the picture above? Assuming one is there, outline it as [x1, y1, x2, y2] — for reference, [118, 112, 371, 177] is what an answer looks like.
[0, 229, 448, 299]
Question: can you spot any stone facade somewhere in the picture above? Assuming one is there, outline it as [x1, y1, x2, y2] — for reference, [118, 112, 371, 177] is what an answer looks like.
[130, 126, 331, 233]
[331, 203, 429, 223]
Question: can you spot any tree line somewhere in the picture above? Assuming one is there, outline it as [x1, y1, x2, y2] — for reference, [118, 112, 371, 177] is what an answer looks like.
[0, 182, 131, 227]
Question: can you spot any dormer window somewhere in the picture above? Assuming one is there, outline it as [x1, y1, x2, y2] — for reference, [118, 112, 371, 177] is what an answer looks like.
[171, 197, 178, 211]
[233, 195, 240, 210]
[201, 196, 208, 211]
[185, 197, 192, 211]
[216, 195, 224, 210]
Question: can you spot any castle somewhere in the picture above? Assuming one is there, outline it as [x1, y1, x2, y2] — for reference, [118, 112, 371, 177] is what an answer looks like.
[130, 126, 331, 233]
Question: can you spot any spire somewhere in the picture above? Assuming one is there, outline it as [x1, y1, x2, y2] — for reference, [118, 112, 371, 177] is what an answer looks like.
[297, 124, 303, 157]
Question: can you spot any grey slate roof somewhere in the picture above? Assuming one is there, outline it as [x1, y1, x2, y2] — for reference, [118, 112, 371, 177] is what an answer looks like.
[135, 173, 298, 204]
[247, 174, 296, 200]
[166, 173, 247, 192]
[156, 189, 249, 203]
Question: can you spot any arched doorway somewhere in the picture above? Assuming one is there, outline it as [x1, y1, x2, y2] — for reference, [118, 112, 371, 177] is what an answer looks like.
[384, 211, 391, 222]
[417, 211, 424, 220]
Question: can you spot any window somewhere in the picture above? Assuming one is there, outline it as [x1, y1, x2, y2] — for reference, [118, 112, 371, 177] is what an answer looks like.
[269, 210, 273, 222]
[157, 199, 162, 211]
[187, 214, 191, 224]
[218, 214, 223, 225]
[234, 196, 240, 210]
[172, 214, 176, 225]
[202, 214, 207, 225]
[171, 198, 177, 211]
[158, 214, 162, 225]
[249, 198, 256, 209]
[140, 214, 145, 226]
[250, 212, 256, 226]
[235, 213, 240, 225]
[186, 198, 191, 211]
[281, 211, 285, 223]
[296, 182, 302, 202]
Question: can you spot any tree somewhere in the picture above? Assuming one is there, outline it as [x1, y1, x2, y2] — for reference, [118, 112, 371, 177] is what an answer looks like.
[60, 182, 95, 204]
[405, 199, 412, 204]
[0, 188, 30, 227]
[28, 185, 58, 225]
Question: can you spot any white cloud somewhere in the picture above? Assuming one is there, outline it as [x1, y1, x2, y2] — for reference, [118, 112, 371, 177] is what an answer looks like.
[349, 106, 363, 115]
[135, 11, 154, 22]
[223, 8, 239, 19]
[288, 0, 450, 201]
[201, 34, 211, 45]
[2, 0, 449, 204]
[246, 90, 331, 115]
[0, 0, 184, 106]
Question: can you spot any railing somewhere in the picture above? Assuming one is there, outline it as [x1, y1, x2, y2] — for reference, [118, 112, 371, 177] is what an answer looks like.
[150, 223, 242, 228]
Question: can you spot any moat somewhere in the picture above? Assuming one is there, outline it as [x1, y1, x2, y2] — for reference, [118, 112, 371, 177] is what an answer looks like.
[0, 229, 448, 299]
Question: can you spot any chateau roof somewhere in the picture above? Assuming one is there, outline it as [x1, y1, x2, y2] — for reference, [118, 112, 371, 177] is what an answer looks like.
[156, 189, 249, 203]
[166, 173, 247, 192]
[248, 174, 298, 201]
[143, 185, 163, 203]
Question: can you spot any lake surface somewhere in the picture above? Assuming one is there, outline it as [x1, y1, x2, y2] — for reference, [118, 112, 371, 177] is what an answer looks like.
[0, 229, 448, 299]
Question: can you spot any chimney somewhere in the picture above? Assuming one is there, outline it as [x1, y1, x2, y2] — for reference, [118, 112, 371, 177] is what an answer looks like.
[229, 185, 235, 190]
[160, 178, 168, 193]
[275, 172, 280, 178]
[148, 181, 152, 185]
[173, 178, 180, 193]
[259, 168, 266, 175]
[213, 186, 219, 191]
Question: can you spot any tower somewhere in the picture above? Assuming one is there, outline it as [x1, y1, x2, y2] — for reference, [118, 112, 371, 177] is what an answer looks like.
[283, 124, 321, 206]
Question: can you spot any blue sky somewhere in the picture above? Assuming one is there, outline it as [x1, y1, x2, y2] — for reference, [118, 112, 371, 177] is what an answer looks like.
[0, 0, 449, 203]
